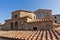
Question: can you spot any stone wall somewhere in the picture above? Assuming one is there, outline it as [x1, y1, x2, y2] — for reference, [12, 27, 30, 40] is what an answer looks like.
[20, 21, 53, 30]
[34, 9, 52, 18]
[4, 17, 27, 30]
[52, 15, 60, 24]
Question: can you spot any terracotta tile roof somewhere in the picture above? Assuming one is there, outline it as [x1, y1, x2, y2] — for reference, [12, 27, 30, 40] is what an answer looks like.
[12, 10, 33, 14]
[29, 18, 53, 23]
[0, 30, 60, 40]
[5, 16, 32, 21]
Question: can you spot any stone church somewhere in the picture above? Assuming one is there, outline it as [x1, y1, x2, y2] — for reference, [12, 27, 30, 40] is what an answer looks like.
[1, 9, 53, 30]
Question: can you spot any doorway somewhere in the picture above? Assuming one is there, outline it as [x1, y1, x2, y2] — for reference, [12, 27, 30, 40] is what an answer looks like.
[33, 27, 37, 30]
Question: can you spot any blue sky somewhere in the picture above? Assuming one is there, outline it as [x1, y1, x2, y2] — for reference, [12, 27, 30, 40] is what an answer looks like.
[0, 0, 60, 24]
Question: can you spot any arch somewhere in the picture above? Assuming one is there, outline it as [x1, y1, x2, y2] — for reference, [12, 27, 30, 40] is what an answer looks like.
[10, 22, 13, 30]
[15, 21, 18, 30]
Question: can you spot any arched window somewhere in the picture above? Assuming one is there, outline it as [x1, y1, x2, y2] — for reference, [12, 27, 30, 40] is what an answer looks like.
[37, 13, 44, 18]
[15, 22, 18, 30]
[15, 15, 17, 18]
[54, 16, 56, 19]
[10, 22, 13, 30]
[55, 20, 57, 23]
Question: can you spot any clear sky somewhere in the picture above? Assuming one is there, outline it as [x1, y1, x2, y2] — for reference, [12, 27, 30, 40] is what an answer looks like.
[0, 0, 60, 24]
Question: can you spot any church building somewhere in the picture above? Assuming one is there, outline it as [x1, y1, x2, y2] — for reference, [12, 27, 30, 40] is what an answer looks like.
[2, 9, 53, 30]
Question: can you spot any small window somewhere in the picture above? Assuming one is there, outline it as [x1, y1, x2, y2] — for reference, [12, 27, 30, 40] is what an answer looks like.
[54, 16, 56, 19]
[15, 15, 17, 18]
[55, 20, 57, 23]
